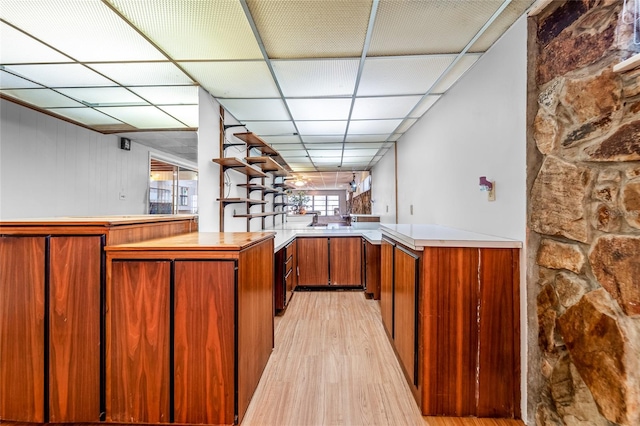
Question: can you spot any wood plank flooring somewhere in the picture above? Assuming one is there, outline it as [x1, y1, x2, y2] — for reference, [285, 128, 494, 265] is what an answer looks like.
[241, 291, 525, 426]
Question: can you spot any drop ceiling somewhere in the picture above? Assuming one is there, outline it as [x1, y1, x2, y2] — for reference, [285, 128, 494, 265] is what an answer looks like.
[0, 0, 536, 179]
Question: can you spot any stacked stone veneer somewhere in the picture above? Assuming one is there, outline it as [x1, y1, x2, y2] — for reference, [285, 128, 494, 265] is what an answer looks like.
[530, 1, 640, 425]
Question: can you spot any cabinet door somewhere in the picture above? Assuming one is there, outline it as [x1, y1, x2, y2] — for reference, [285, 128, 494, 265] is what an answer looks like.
[291, 239, 298, 291]
[422, 247, 479, 416]
[0, 236, 46, 422]
[107, 261, 171, 423]
[477, 248, 519, 418]
[380, 239, 394, 338]
[174, 260, 235, 425]
[273, 248, 286, 311]
[394, 246, 419, 386]
[365, 241, 381, 300]
[329, 237, 362, 286]
[297, 237, 329, 286]
[49, 236, 102, 422]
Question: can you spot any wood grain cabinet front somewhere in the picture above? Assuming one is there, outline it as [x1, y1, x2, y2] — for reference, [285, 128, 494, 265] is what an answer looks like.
[0, 215, 196, 424]
[297, 237, 362, 287]
[105, 232, 274, 425]
[363, 239, 381, 300]
[274, 240, 296, 313]
[381, 239, 520, 419]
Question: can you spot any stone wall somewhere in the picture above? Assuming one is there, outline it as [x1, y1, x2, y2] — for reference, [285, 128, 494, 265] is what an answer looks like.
[350, 190, 372, 215]
[529, 1, 640, 425]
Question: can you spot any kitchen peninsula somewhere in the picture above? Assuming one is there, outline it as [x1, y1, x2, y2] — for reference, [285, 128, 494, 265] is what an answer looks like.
[379, 224, 522, 419]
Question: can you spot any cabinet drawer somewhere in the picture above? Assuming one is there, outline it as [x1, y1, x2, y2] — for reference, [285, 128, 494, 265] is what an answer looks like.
[285, 268, 293, 288]
[285, 241, 294, 259]
[285, 255, 293, 273]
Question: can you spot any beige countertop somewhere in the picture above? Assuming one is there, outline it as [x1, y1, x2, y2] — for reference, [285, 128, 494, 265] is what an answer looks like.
[380, 223, 522, 250]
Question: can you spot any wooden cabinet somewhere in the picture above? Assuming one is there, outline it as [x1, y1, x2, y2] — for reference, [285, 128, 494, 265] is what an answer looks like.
[297, 237, 362, 287]
[105, 232, 274, 425]
[363, 239, 381, 300]
[381, 236, 520, 419]
[0, 215, 196, 424]
[274, 239, 296, 312]
[297, 237, 329, 286]
[380, 239, 394, 337]
[393, 246, 419, 387]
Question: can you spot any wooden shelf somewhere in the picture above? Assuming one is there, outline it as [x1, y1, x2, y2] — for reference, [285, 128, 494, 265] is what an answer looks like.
[273, 202, 289, 207]
[245, 156, 289, 176]
[212, 157, 268, 178]
[237, 183, 280, 194]
[233, 132, 279, 156]
[217, 198, 268, 207]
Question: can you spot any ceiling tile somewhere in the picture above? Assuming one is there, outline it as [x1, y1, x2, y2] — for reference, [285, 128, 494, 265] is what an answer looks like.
[89, 62, 195, 86]
[358, 56, 455, 96]
[302, 135, 344, 143]
[287, 98, 351, 121]
[368, 0, 504, 56]
[345, 134, 390, 142]
[180, 61, 280, 98]
[296, 120, 347, 135]
[311, 156, 342, 164]
[128, 86, 198, 105]
[242, 120, 296, 135]
[410, 95, 441, 117]
[261, 135, 301, 144]
[158, 105, 198, 127]
[107, 0, 262, 60]
[0, 71, 43, 89]
[470, 0, 536, 52]
[351, 95, 422, 120]
[3, 64, 115, 87]
[246, 0, 372, 59]
[1, 0, 165, 61]
[0, 22, 71, 64]
[342, 149, 379, 157]
[288, 165, 315, 171]
[1, 88, 83, 108]
[272, 59, 358, 97]
[303, 143, 344, 150]
[56, 87, 146, 106]
[348, 119, 402, 135]
[431, 54, 480, 93]
[271, 148, 307, 156]
[344, 142, 384, 149]
[95, 105, 186, 129]
[308, 149, 343, 157]
[219, 98, 290, 121]
[395, 118, 418, 133]
[48, 107, 124, 126]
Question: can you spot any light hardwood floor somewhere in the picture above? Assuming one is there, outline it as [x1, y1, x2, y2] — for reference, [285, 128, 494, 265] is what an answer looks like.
[241, 291, 524, 426]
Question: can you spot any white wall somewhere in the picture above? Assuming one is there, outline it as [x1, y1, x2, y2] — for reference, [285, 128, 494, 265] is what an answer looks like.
[0, 99, 194, 219]
[197, 88, 221, 231]
[390, 16, 527, 242]
[371, 144, 396, 224]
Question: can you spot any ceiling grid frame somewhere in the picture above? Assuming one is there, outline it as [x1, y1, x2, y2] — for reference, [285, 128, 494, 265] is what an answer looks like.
[0, 0, 538, 184]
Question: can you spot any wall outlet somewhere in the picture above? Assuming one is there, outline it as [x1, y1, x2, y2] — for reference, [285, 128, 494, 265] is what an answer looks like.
[119, 192, 126, 200]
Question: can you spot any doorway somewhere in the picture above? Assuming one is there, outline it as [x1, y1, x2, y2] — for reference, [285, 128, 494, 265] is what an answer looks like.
[149, 158, 198, 214]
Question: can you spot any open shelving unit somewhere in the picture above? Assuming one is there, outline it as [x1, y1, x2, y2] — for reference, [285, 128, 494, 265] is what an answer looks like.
[213, 127, 291, 231]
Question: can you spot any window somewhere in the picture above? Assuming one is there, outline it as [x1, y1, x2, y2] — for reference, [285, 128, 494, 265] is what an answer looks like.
[308, 195, 340, 216]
